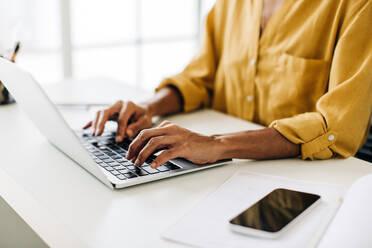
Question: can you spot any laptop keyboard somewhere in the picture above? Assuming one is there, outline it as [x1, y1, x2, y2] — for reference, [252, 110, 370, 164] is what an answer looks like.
[76, 130, 181, 180]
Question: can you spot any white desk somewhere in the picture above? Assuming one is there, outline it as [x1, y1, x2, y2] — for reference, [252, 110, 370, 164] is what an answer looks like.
[1, 98, 372, 247]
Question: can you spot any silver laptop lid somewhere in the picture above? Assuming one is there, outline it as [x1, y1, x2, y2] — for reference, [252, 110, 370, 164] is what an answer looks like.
[0, 58, 113, 189]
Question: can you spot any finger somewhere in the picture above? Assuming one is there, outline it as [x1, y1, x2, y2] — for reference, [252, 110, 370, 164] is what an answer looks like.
[159, 120, 172, 127]
[83, 121, 92, 129]
[116, 102, 135, 142]
[151, 149, 178, 168]
[126, 116, 151, 138]
[126, 127, 168, 160]
[133, 136, 175, 166]
[92, 111, 101, 135]
[95, 110, 111, 136]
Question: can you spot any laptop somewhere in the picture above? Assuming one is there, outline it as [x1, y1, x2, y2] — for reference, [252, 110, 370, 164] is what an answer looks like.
[0, 58, 231, 189]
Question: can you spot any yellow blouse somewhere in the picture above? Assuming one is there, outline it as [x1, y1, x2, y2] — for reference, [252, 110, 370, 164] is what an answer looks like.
[157, 0, 372, 160]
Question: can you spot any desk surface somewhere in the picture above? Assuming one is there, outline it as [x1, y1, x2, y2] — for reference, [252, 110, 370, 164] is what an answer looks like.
[1, 102, 372, 247]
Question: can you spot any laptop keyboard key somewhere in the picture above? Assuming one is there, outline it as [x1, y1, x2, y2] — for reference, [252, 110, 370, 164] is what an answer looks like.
[143, 167, 159, 174]
[106, 144, 116, 149]
[102, 158, 114, 163]
[114, 165, 126, 170]
[116, 174, 126, 180]
[122, 161, 134, 166]
[132, 167, 149, 176]
[157, 165, 170, 172]
[111, 170, 120, 175]
[107, 161, 120, 166]
[124, 172, 138, 179]
[164, 162, 181, 170]
[116, 158, 127, 163]
[118, 169, 131, 174]
[117, 142, 130, 150]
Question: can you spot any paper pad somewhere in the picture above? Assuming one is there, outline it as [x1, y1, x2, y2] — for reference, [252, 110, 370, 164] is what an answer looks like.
[162, 172, 346, 248]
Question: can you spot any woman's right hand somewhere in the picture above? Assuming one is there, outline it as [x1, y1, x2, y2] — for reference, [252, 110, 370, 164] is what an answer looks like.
[83, 100, 153, 142]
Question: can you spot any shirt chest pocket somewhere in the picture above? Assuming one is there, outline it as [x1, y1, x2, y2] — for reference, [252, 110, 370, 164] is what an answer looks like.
[268, 53, 330, 114]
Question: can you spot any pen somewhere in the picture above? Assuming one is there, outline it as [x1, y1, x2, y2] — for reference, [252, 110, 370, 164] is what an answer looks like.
[10, 41, 21, 62]
[0, 41, 20, 105]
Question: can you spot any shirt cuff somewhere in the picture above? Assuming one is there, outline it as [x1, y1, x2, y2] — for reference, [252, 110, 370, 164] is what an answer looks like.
[269, 112, 338, 160]
[156, 74, 210, 112]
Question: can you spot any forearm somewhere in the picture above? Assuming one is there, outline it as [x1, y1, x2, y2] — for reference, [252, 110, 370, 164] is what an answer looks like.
[214, 127, 300, 160]
[141, 86, 183, 117]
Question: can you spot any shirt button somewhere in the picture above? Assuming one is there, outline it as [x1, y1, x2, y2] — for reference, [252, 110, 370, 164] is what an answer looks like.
[250, 59, 256, 66]
[246, 95, 253, 102]
[328, 134, 335, 141]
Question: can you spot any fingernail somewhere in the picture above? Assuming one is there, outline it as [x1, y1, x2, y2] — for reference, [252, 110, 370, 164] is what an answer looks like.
[116, 136, 120, 142]
[151, 162, 157, 168]
[134, 159, 140, 166]
[126, 153, 132, 160]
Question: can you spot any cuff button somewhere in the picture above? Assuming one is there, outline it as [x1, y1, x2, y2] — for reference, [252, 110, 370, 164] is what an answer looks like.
[328, 134, 335, 141]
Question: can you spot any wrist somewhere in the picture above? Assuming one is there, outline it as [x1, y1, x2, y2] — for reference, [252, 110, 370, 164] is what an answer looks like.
[139, 102, 157, 118]
[210, 134, 235, 161]
[212, 133, 253, 160]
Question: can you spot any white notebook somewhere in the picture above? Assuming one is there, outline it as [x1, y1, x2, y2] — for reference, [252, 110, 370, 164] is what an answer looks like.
[162, 172, 347, 248]
[318, 174, 372, 248]
[163, 172, 372, 248]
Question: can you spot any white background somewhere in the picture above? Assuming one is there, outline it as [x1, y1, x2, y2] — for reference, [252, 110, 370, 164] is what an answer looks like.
[0, 0, 215, 90]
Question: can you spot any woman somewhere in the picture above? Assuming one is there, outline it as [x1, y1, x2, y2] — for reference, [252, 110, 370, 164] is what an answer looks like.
[84, 0, 372, 169]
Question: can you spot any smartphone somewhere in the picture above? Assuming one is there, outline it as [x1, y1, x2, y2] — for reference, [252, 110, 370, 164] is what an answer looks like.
[229, 188, 321, 238]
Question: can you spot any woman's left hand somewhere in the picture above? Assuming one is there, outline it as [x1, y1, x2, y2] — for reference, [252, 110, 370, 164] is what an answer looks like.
[126, 121, 224, 168]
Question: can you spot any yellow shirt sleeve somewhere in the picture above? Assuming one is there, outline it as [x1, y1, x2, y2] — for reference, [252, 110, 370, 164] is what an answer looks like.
[271, 0, 372, 160]
[156, 5, 218, 112]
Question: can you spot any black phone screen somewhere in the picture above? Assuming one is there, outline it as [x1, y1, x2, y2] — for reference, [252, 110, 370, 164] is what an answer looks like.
[229, 188, 320, 233]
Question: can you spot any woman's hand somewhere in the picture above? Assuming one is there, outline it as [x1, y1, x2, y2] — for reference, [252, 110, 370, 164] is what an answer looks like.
[126, 121, 224, 168]
[83, 100, 153, 142]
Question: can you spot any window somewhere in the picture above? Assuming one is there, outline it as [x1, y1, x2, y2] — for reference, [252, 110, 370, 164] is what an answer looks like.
[0, 0, 215, 90]
[0, 0, 63, 83]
